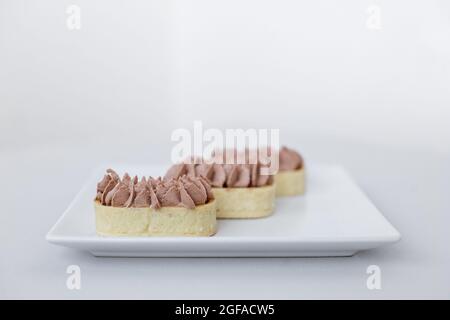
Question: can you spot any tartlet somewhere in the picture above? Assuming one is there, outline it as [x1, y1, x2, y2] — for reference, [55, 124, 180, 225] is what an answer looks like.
[274, 146, 305, 196]
[94, 169, 216, 236]
[164, 162, 275, 219]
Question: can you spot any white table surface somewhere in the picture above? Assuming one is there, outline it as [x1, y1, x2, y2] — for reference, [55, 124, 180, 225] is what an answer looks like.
[1, 138, 449, 299]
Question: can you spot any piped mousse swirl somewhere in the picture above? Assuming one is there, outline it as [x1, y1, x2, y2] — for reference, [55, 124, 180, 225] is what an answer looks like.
[279, 146, 303, 171]
[164, 162, 273, 188]
[213, 146, 303, 172]
[95, 169, 214, 209]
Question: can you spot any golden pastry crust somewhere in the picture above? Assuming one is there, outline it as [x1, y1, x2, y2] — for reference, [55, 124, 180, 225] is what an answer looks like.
[94, 200, 217, 236]
[212, 185, 275, 219]
[274, 167, 305, 197]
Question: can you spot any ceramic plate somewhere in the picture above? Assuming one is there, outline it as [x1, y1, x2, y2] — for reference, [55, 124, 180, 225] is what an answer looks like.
[46, 164, 400, 257]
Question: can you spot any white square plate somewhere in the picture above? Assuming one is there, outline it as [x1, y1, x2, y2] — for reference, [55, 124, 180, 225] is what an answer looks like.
[46, 164, 400, 257]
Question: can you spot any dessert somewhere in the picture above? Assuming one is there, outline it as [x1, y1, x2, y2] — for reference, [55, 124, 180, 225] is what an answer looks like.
[208, 145, 305, 197]
[164, 162, 275, 219]
[274, 146, 305, 196]
[94, 169, 216, 236]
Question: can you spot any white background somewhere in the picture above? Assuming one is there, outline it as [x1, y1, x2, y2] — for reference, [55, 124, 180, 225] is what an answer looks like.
[1, 0, 450, 155]
[1, 0, 449, 299]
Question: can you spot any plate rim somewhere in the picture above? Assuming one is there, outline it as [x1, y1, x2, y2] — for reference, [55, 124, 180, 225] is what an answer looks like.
[46, 163, 401, 255]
